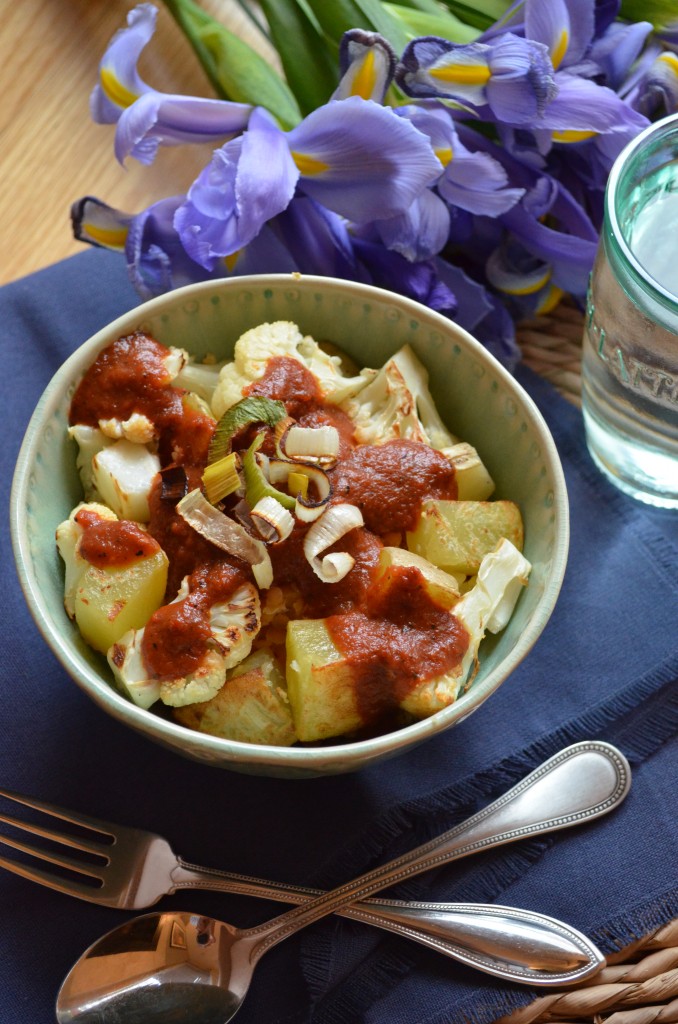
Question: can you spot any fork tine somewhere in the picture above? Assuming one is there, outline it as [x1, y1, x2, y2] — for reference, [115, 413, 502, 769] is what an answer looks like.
[0, 829, 106, 882]
[0, 809, 111, 858]
[0, 851, 103, 902]
[0, 787, 117, 839]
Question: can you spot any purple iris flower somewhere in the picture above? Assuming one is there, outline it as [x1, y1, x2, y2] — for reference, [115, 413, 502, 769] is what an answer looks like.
[269, 197, 363, 281]
[174, 107, 298, 270]
[435, 257, 521, 368]
[373, 190, 451, 263]
[396, 104, 525, 217]
[632, 50, 678, 117]
[396, 34, 557, 124]
[284, 95, 442, 222]
[72, 195, 215, 298]
[174, 95, 442, 268]
[91, 3, 251, 164]
[352, 231, 457, 314]
[332, 30, 397, 102]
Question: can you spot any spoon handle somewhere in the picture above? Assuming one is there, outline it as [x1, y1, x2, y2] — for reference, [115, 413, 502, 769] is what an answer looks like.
[239, 741, 628, 982]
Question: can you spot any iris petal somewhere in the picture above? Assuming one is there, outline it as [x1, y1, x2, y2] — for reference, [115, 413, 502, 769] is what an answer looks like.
[525, 0, 594, 69]
[376, 190, 451, 262]
[114, 92, 252, 164]
[91, 3, 157, 124]
[333, 30, 396, 102]
[397, 38, 492, 105]
[538, 73, 649, 133]
[175, 108, 298, 269]
[286, 96, 441, 221]
[71, 196, 133, 251]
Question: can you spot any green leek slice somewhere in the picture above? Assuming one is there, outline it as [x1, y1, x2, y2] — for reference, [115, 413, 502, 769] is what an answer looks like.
[242, 434, 296, 511]
[202, 452, 242, 505]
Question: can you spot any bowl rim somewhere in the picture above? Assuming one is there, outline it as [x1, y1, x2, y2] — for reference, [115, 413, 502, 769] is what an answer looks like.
[10, 273, 569, 769]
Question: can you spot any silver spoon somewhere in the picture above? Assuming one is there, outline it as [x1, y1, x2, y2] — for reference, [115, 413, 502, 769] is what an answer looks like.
[56, 738, 622, 1024]
[56, 904, 604, 1023]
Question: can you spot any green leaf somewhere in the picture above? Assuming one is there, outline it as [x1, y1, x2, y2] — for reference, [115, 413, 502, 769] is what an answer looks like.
[384, 2, 479, 41]
[303, 0, 411, 52]
[620, 0, 677, 29]
[434, 0, 514, 31]
[161, 0, 302, 128]
[256, 0, 340, 114]
[208, 397, 288, 463]
[383, 0, 453, 13]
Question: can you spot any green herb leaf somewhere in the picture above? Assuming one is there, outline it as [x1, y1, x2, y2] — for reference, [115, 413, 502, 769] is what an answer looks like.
[208, 396, 289, 464]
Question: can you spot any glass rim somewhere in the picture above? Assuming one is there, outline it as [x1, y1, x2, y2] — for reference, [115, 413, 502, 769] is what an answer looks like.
[606, 112, 678, 309]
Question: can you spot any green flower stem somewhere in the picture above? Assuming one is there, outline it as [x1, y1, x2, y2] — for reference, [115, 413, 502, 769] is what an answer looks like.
[256, 0, 341, 114]
[384, 2, 479, 41]
[161, 0, 302, 127]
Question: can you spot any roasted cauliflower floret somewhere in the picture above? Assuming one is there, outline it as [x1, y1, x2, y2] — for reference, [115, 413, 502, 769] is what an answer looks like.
[340, 344, 456, 448]
[174, 354, 225, 406]
[97, 412, 156, 445]
[173, 651, 298, 746]
[90, 439, 160, 523]
[211, 321, 373, 418]
[115, 579, 263, 709]
[67, 426, 114, 502]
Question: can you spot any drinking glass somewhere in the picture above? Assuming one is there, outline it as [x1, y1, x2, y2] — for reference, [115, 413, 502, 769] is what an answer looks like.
[581, 113, 678, 509]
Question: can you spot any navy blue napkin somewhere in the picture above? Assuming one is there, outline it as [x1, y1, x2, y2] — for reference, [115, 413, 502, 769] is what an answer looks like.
[1, 250, 677, 1024]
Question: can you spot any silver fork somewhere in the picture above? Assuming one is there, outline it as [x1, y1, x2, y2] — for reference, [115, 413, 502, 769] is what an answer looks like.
[0, 741, 629, 975]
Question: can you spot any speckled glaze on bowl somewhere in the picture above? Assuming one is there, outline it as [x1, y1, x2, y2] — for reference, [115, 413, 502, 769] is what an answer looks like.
[11, 274, 569, 778]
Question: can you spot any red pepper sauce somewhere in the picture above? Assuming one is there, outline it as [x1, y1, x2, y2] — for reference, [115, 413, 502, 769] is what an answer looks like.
[75, 508, 161, 568]
[70, 333, 182, 430]
[327, 566, 469, 727]
[147, 471, 214, 599]
[270, 524, 382, 617]
[68, 332, 216, 473]
[330, 439, 457, 533]
[141, 561, 248, 680]
[244, 356, 323, 420]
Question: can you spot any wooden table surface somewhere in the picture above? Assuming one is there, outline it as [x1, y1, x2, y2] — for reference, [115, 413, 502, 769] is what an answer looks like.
[0, 0, 274, 286]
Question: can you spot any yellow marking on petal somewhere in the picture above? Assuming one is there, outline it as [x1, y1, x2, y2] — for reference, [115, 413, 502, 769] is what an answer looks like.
[430, 62, 491, 86]
[499, 266, 552, 296]
[552, 129, 598, 143]
[82, 222, 129, 250]
[350, 49, 377, 100]
[551, 28, 569, 71]
[100, 67, 139, 109]
[434, 147, 453, 167]
[291, 151, 329, 176]
[658, 52, 678, 75]
[223, 251, 240, 272]
[536, 284, 564, 315]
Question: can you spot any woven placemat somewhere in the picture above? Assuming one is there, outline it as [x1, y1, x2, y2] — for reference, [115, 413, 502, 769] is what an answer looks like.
[508, 304, 677, 1024]
[494, 919, 678, 1024]
[517, 301, 585, 407]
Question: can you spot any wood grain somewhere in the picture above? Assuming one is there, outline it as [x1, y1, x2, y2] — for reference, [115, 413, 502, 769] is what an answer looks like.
[0, 0, 273, 284]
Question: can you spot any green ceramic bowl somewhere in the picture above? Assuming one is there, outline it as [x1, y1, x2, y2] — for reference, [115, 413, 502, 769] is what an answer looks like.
[11, 274, 569, 778]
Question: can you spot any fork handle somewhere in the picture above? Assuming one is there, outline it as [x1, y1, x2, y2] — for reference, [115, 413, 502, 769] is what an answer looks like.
[170, 742, 629, 978]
